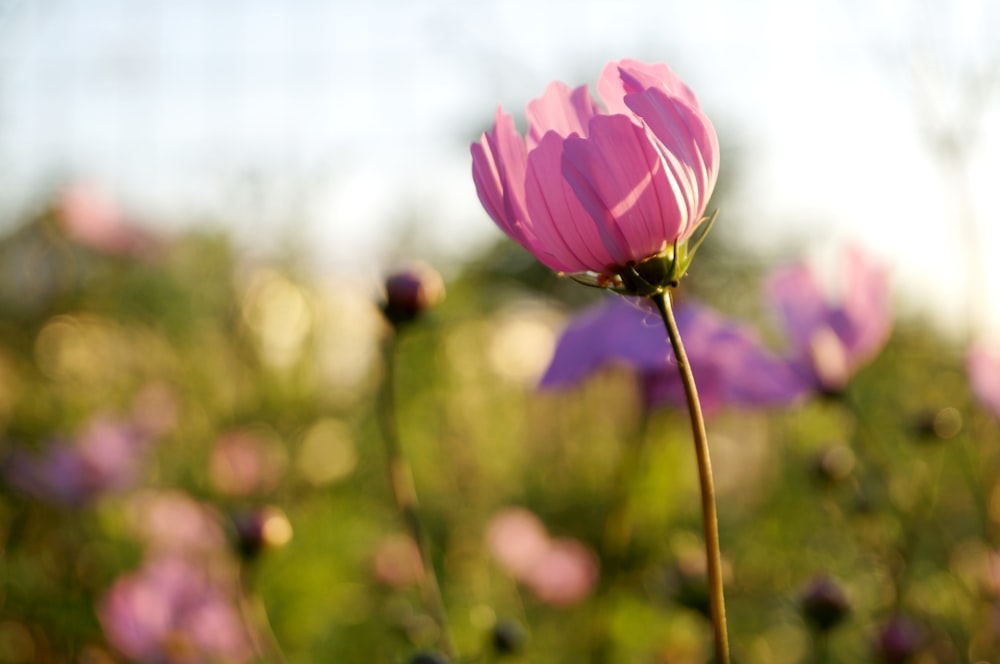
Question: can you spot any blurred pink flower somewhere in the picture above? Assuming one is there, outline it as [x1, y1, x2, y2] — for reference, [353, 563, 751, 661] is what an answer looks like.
[968, 343, 1000, 420]
[485, 507, 599, 606]
[209, 430, 285, 497]
[100, 555, 252, 664]
[2, 416, 151, 505]
[521, 538, 600, 607]
[471, 59, 719, 282]
[766, 244, 891, 394]
[370, 533, 424, 588]
[125, 490, 228, 557]
[540, 297, 807, 415]
[57, 184, 159, 258]
[485, 507, 552, 579]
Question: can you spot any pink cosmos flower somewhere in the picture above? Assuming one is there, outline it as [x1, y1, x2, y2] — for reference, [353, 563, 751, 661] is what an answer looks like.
[209, 429, 285, 497]
[485, 507, 599, 606]
[2, 416, 151, 506]
[100, 555, 252, 663]
[968, 343, 1000, 419]
[471, 59, 719, 284]
[57, 184, 159, 258]
[765, 244, 891, 394]
[125, 490, 228, 557]
[540, 297, 807, 415]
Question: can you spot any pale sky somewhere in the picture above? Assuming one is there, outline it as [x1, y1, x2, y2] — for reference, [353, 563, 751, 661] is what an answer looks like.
[1, 0, 998, 338]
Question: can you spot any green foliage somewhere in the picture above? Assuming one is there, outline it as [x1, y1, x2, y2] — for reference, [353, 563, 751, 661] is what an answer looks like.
[0, 204, 997, 663]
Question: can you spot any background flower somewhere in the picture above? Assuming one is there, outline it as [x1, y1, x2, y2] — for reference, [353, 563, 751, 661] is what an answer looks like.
[2, 416, 152, 505]
[540, 296, 806, 415]
[766, 244, 891, 394]
[968, 343, 1000, 419]
[100, 555, 251, 664]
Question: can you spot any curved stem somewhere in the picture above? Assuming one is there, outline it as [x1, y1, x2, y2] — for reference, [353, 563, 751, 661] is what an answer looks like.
[238, 563, 289, 664]
[650, 290, 729, 664]
[378, 333, 455, 657]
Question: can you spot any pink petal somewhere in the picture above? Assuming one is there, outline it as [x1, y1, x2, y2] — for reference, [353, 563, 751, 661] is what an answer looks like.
[470, 108, 532, 246]
[624, 87, 719, 239]
[840, 244, 891, 364]
[765, 261, 830, 352]
[526, 82, 600, 150]
[562, 114, 686, 265]
[524, 132, 618, 273]
[969, 343, 1000, 420]
[597, 59, 702, 116]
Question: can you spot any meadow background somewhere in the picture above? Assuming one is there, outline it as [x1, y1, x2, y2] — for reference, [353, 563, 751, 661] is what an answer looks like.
[1, 1, 1000, 663]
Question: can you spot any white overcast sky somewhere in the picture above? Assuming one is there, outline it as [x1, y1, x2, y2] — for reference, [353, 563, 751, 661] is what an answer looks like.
[1, 0, 999, 337]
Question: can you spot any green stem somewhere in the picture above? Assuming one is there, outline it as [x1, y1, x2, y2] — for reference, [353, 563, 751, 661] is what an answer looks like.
[378, 333, 455, 658]
[238, 563, 289, 664]
[650, 290, 730, 664]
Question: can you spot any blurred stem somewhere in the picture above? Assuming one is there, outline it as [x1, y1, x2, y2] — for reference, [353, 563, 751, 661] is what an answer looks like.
[602, 407, 652, 569]
[809, 630, 831, 664]
[378, 332, 455, 658]
[650, 290, 729, 664]
[590, 408, 653, 662]
[238, 563, 288, 664]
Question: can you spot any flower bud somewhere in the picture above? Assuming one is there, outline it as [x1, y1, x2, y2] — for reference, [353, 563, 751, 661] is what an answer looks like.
[230, 506, 292, 560]
[407, 650, 449, 664]
[491, 618, 527, 656]
[875, 615, 922, 663]
[381, 264, 445, 327]
[799, 576, 850, 631]
[910, 407, 962, 442]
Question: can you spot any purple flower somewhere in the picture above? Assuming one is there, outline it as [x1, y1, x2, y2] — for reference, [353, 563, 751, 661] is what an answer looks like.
[968, 343, 1000, 420]
[540, 297, 807, 415]
[100, 555, 252, 663]
[2, 416, 151, 506]
[765, 244, 891, 394]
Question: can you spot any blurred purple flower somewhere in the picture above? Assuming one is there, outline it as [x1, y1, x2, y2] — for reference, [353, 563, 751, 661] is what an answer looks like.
[875, 614, 923, 663]
[2, 416, 152, 506]
[766, 244, 891, 394]
[100, 555, 252, 664]
[968, 343, 1000, 420]
[540, 296, 807, 415]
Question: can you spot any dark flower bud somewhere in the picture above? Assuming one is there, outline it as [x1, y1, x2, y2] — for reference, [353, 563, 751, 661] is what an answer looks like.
[231, 506, 292, 560]
[911, 407, 962, 442]
[875, 615, 922, 663]
[799, 575, 850, 631]
[382, 264, 445, 327]
[491, 617, 527, 656]
[407, 650, 449, 664]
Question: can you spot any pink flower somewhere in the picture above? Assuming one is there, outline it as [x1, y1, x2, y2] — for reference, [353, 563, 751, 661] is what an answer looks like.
[968, 343, 1000, 419]
[471, 59, 719, 286]
[540, 297, 807, 415]
[209, 429, 285, 497]
[766, 244, 891, 394]
[125, 490, 228, 557]
[370, 533, 424, 588]
[100, 555, 252, 663]
[57, 184, 159, 258]
[485, 507, 599, 606]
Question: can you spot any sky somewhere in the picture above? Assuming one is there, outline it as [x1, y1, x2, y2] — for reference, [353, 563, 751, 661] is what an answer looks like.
[1, 0, 999, 338]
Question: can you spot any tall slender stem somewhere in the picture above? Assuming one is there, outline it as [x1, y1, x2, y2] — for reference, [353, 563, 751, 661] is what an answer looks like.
[650, 290, 729, 664]
[378, 333, 455, 657]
